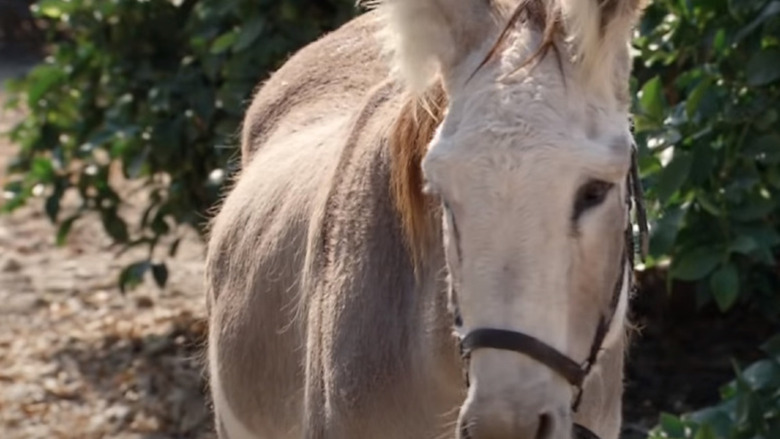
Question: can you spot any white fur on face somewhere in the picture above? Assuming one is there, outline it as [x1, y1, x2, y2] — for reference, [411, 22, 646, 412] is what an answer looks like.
[422, 23, 633, 405]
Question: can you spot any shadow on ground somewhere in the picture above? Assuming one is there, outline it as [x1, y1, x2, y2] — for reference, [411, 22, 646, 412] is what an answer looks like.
[48, 312, 214, 439]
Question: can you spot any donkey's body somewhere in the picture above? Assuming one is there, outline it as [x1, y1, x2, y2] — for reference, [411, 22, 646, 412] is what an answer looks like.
[207, 12, 466, 439]
[207, 2, 644, 438]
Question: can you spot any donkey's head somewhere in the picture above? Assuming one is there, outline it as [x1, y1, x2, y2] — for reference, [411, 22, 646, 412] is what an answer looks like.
[381, 0, 646, 438]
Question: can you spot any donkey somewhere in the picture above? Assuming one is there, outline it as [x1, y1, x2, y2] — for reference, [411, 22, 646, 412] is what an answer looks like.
[205, 1, 648, 438]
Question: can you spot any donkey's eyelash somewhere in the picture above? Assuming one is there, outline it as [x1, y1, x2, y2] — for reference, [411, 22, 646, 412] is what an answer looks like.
[572, 179, 614, 221]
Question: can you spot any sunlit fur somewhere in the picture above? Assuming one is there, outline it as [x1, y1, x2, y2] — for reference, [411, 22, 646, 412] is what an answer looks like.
[376, 0, 646, 99]
[206, 1, 645, 439]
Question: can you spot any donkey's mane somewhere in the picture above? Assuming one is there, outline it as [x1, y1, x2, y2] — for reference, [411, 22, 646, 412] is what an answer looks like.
[388, 81, 447, 266]
[385, 1, 551, 265]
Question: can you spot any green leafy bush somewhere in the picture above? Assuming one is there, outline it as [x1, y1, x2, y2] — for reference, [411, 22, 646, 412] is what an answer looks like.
[633, 2, 780, 437]
[632, 0, 780, 315]
[4, 0, 779, 309]
[2, 0, 355, 291]
[649, 335, 780, 439]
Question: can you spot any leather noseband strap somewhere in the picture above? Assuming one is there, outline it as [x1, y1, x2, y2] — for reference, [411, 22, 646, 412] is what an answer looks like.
[461, 329, 587, 387]
[573, 423, 603, 439]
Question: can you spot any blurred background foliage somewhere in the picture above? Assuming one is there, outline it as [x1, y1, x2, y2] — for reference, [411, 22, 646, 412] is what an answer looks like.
[632, 0, 780, 437]
[648, 334, 780, 439]
[1, 0, 356, 291]
[633, 0, 780, 319]
[1, 0, 779, 437]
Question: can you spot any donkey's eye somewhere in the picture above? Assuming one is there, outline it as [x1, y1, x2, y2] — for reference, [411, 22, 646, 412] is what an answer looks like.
[573, 179, 614, 220]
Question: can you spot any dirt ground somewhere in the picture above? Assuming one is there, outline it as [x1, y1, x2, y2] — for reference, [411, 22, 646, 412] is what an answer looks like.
[0, 47, 216, 439]
[0, 45, 776, 439]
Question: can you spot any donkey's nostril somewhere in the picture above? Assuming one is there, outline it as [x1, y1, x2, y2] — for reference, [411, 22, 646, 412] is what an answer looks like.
[536, 413, 554, 439]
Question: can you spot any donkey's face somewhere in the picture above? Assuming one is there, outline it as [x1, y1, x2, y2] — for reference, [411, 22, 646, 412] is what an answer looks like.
[422, 62, 633, 437]
[381, 0, 645, 438]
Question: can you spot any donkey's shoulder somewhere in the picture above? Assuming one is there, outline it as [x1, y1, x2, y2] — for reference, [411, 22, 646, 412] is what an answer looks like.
[240, 11, 388, 166]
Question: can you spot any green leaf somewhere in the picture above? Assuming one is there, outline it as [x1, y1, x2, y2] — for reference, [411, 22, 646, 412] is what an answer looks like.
[689, 406, 734, 439]
[729, 235, 758, 254]
[671, 247, 722, 281]
[100, 209, 129, 243]
[639, 76, 667, 123]
[731, 195, 776, 222]
[754, 109, 778, 131]
[26, 65, 65, 104]
[190, 88, 216, 120]
[740, 359, 780, 390]
[45, 193, 61, 223]
[712, 28, 727, 55]
[125, 149, 149, 179]
[649, 206, 686, 257]
[696, 191, 721, 216]
[31, 157, 55, 180]
[233, 17, 266, 53]
[744, 134, 780, 164]
[659, 412, 687, 437]
[56, 215, 80, 247]
[760, 335, 780, 363]
[654, 151, 693, 204]
[151, 263, 169, 289]
[746, 49, 780, 86]
[37, 0, 66, 19]
[735, 1, 780, 42]
[211, 30, 239, 54]
[168, 238, 182, 258]
[710, 263, 740, 312]
[119, 261, 150, 294]
[151, 211, 170, 235]
[693, 423, 716, 439]
[736, 225, 780, 249]
[686, 78, 713, 119]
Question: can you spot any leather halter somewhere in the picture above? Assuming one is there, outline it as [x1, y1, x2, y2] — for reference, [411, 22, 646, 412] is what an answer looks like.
[451, 145, 648, 439]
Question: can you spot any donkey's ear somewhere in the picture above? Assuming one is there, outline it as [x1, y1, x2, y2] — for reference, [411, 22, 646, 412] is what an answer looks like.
[561, 0, 647, 54]
[560, 0, 647, 98]
[377, 0, 498, 93]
